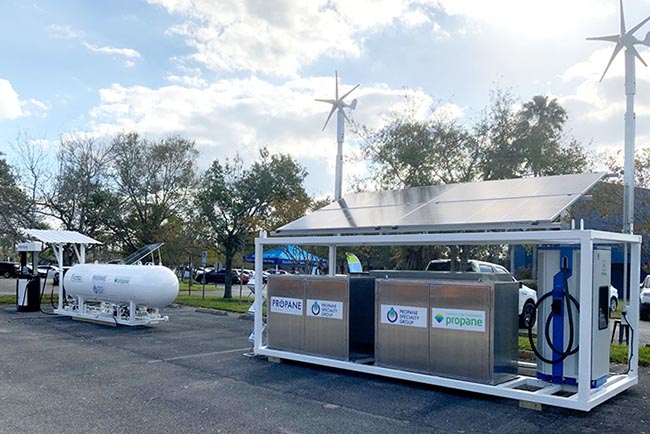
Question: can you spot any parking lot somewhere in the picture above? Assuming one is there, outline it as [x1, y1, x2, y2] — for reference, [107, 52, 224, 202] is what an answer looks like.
[1, 304, 649, 434]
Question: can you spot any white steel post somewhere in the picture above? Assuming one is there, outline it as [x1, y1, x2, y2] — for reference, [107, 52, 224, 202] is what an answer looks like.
[623, 47, 636, 234]
[577, 235, 594, 405]
[328, 246, 336, 276]
[335, 108, 344, 201]
[629, 239, 641, 375]
[254, 231, 266, 352]
[56, 243, 64, 310]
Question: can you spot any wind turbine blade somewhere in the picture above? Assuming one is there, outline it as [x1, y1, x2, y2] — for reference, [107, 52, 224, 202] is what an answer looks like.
[627, 15, 650, 37]
[600, 43, 624, 82]
[315, 98, 336, 104]
[586, 34, 620, 42]
[322, 105, 336, 131]
[620, 0, 626, 34]
[632, 46, 648, 67]
[340, 84, 360, 101]
[335, 71, 339, 100]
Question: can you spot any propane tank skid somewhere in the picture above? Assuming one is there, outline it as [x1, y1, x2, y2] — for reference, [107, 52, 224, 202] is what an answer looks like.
[57, 264, 179, 326]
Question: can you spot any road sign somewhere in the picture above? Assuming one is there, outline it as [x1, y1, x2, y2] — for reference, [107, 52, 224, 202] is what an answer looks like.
[201, 251, 207, 267]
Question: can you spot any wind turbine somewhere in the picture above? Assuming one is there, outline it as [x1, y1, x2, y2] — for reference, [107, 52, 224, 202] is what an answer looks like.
[316, 71, 359, 201]
[588, 0, 650, 233]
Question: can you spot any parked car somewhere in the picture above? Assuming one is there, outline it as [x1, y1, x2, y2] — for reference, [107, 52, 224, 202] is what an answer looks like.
[640, 276, 650, 320]
[0, 262, 19, 278]
[426, 259, 538, 328]
[265, 269, 289, 275]
[241, 269, 268, 284]
[195, 269, 249, 284]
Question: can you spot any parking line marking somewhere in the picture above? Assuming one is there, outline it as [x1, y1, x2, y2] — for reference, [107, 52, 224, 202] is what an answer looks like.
[149, 347, 251, 363]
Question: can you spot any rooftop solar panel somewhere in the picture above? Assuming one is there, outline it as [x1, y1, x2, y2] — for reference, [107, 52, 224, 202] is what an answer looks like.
[273, 172, 606, 236]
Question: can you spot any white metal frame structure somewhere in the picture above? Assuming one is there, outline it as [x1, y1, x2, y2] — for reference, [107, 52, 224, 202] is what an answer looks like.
[21, 229, 170, 326]
[252, 228, 641, 411]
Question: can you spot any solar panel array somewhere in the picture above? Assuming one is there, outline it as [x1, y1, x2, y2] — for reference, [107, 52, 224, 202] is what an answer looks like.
[274, 172, 606, 236]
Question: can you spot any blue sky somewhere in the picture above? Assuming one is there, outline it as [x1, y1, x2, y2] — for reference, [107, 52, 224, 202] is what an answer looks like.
[1, 0, 650, 198]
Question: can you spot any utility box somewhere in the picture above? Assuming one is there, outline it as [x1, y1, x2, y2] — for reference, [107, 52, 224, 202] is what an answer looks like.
[374, 275, 518, 384]
[375, 279, 430, 373]
[267, 275, 375, 361]
[304, 276, 349, 359]
[267, 275, 305, 353]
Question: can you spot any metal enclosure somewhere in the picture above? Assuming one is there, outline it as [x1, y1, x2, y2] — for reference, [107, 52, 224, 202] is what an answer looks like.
[267, 275, 375, 360]
[304, 276, 349, 359]
[375, 277, 518, 384]
[267, 275, 305, 353]
[376, 279, 430, 372]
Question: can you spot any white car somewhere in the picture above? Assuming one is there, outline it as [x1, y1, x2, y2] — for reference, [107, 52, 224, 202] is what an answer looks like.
[640, 276, 650, 321]
[426, 259, 537, 328]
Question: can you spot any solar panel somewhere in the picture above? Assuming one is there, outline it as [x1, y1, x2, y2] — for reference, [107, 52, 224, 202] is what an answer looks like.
[273, 172, 606, 236]
[120, 243, 165, 265]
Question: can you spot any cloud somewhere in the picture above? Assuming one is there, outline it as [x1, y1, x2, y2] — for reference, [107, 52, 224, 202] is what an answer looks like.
[86, 76, 434, 195]
[82, 42, 141, 59]
[47, 24, 84, 40]
[0, 79, 23, 119]
[437, 0, 612, 36]
[148, 0, 443, 76]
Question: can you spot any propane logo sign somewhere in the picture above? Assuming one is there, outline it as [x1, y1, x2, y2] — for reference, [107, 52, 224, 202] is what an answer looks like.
[431, 308, 486, 332]
[306, 299, 343, 320]
[270, 297, 303, 316]
[380, 305, 427, 328]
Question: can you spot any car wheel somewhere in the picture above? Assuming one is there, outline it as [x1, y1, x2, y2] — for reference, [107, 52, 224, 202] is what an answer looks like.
[610, 297, 618, 313]
[641, 305, 650, 321]
[519, 301, 536, 329]
[3, 271, 9, 278]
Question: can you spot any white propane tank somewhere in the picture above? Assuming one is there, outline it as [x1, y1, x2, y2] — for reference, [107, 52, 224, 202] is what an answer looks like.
[63, 264, 179, 307]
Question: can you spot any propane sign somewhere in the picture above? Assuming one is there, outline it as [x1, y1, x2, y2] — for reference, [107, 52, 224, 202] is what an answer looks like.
[306, 299, 343, 319]
[431, 308, 486, 332]
[380, 304, 427, 328]
[270, 297, 303, 316]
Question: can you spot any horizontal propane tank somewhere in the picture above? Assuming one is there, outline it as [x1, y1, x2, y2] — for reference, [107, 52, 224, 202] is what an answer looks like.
[63, 264, 179, 307]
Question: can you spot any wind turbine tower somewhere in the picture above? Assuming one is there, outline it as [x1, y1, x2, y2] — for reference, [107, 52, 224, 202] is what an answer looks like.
[588, 0, 650, 234]
[316, 71, 359, 201]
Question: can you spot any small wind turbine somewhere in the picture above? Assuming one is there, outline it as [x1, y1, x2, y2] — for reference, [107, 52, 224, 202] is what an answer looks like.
[316, 71, 359, 201]
[588, 0, 650, 233]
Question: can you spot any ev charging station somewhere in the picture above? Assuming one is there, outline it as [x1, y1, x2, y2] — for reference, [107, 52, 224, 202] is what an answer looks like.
[533, 246, 612, 388]
[251, 173, 642, 411]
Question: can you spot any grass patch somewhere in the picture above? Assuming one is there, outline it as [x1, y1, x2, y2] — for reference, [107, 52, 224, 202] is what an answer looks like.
[0, 293, 59, 305]
[519, 336, 650, 366]
[174, 294, 253, 313]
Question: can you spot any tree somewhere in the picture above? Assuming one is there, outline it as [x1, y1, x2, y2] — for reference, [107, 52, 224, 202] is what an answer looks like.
[42, 135, 113, 240]
[359, 117, 480, 189]
[479, 92, 590, 180]
[109, 133, 198, 252]
[196, 148, 308, 298]
[0, 154, 36, 258]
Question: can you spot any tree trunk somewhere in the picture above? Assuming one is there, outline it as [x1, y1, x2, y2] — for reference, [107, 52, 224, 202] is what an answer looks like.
[224, 252, 233, 298]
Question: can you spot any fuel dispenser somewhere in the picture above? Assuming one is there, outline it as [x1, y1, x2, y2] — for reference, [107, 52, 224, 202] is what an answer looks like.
[16, 242, 42, 312]
[530, 246, 611, 387]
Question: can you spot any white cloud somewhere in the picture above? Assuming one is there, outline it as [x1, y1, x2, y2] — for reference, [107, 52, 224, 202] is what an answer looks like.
[83, 42, 141, 59]
[0, 79, 24, 119]
[47, 24, 84, 40]
[86, 76, 434, 194]
[148, 0, 442, 76]
[437, 0, 613, 36]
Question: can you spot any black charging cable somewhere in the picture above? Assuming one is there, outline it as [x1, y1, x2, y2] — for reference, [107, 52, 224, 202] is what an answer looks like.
[527, 266, 580, 365]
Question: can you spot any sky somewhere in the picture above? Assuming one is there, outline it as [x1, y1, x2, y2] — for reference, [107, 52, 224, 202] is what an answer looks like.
[1, 0, 650, 198]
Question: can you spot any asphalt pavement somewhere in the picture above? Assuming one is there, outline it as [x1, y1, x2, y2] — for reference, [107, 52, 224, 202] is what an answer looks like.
[1, 304, 650, 434]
